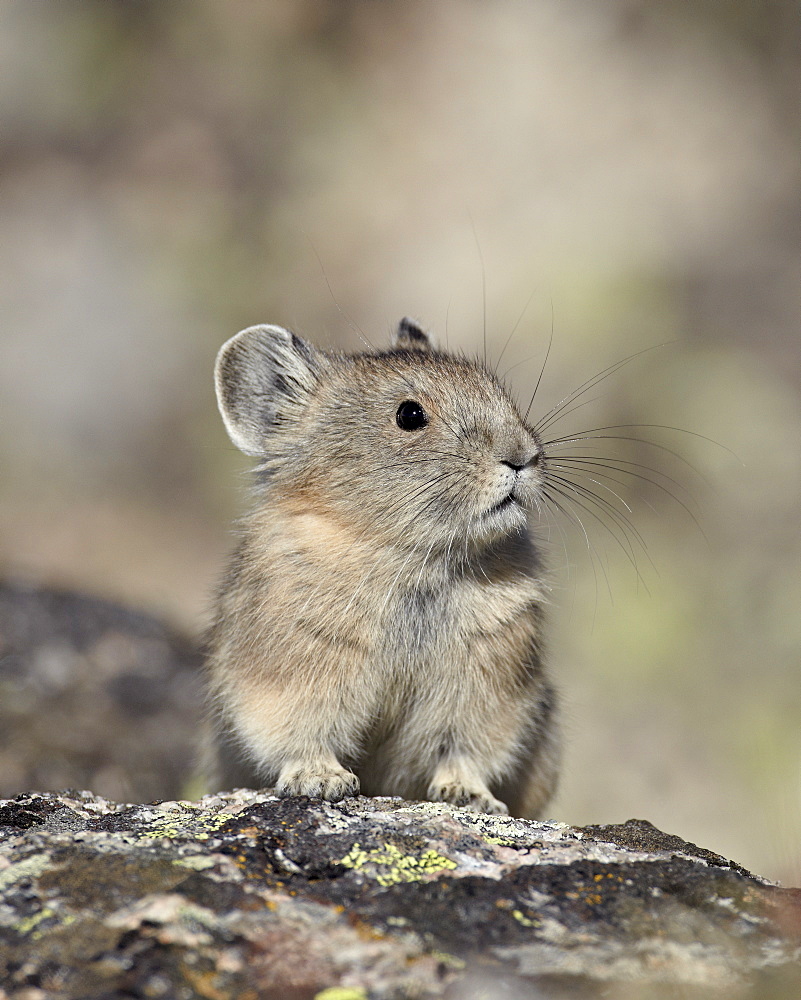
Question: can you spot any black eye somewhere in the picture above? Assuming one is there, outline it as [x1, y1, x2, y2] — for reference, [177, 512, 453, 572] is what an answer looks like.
[396, 400, 428, 431]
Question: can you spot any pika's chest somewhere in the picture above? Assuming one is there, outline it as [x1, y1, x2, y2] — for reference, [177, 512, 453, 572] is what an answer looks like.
[383, 587, 449, 658]
[380, 574, 542, 661]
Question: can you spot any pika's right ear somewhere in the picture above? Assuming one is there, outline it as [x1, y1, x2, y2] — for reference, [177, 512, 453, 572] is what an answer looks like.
[214, 324, 321, 456]
[392, 317, 434, 352]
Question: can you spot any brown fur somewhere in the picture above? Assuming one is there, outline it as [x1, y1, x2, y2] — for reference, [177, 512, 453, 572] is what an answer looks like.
[205, 319, 560, 816]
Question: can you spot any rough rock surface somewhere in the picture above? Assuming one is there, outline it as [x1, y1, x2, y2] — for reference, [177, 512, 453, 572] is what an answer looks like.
[0, 790, 799, 1000]
[0, 580, 203, 801]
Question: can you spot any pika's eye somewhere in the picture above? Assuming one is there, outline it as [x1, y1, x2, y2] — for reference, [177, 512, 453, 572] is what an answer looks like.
[396, 400, 428, 431]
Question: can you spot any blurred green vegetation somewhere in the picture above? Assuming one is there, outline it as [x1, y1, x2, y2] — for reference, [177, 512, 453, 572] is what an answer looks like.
[0, 1, 798, 886]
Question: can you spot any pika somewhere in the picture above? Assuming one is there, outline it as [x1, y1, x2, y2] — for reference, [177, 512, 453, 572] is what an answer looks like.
[205, 318, 559, 816]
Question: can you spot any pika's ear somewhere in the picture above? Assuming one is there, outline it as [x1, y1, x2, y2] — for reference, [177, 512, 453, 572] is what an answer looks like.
[214, 324, 321, 456]
[392, 317, 434, 352]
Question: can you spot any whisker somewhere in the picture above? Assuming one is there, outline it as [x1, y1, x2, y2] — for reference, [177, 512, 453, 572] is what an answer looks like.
[415, 483, 465, 525]
[550, 467, 633, 514]
[542, 484, 608, 618]
[543, 431, 708, 481]
[496, 288, 538, 372]
[379, 472, 456, 523]
[532, 493, 575, 600]
[548, 457, 706, 537]
[545, 476, 653, 591]
[532, 343, 672, 435]
[545, 422, 737, 462]
[500, 352, 543, 382]
[626, 423, 740, 461]
[382, 451, 472, 471]
[305, 234, 375, 351]
[468, 214, 488, 365]
[547, 472, 648, 565]
[548, 465, 658, 527]
[438, 410, 475, 447]
[548, 453, 698, 497]
[533, 392, 608, 436]
[523, 313, 555, 423]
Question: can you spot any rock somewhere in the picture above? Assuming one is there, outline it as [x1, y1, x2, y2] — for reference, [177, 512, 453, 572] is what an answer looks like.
[0, 790, 798, 999]
[0, 580, 204, 801]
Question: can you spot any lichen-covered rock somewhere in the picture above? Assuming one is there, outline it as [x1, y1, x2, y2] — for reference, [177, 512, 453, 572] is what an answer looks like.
[0, 791, 799, 999]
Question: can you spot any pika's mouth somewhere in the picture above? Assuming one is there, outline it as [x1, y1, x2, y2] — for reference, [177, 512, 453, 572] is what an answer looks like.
[485, 493, 519, 518]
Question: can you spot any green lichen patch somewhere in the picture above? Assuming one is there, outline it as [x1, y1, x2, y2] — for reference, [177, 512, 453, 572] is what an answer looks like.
[512, 908, 538, 928]
[338, 842, 458, 886]
[91, 800, 233, 843]
[314, 988, 368, 1000]
[13, 905, 70, 939]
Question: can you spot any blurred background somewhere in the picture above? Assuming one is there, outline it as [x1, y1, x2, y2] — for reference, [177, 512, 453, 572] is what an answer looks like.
[0, 1, 798, 884]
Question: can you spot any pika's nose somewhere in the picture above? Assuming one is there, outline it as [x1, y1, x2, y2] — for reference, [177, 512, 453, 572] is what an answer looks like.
[501, 450, 540, 473]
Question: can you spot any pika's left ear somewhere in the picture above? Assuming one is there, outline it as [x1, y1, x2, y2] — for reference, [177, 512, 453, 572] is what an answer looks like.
[214, 324, 321, 456]
[392, 317, 434, 352]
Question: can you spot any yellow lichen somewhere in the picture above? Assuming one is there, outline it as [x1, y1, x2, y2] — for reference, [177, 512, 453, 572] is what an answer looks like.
[314, 989, 368, 1000]
[512, 909, 537, 927]
[430, 949, 466, 970]
[338, 842, 457, 886]
[15, 908, 53, 937]
[137, 806, 231, 843]
[15, 908, 76, 940]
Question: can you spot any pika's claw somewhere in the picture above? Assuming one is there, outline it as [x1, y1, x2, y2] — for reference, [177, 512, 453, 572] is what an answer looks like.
[277, 764, 360, 802]
[427, 780, 509, 815]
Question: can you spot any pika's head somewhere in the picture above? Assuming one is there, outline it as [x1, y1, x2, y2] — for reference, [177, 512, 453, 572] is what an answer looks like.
[215, 319, 545, 550]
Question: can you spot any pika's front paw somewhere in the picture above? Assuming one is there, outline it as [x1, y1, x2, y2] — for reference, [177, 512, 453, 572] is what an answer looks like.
[428, 780, 509, 815]
[277, 764, 360, 802]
